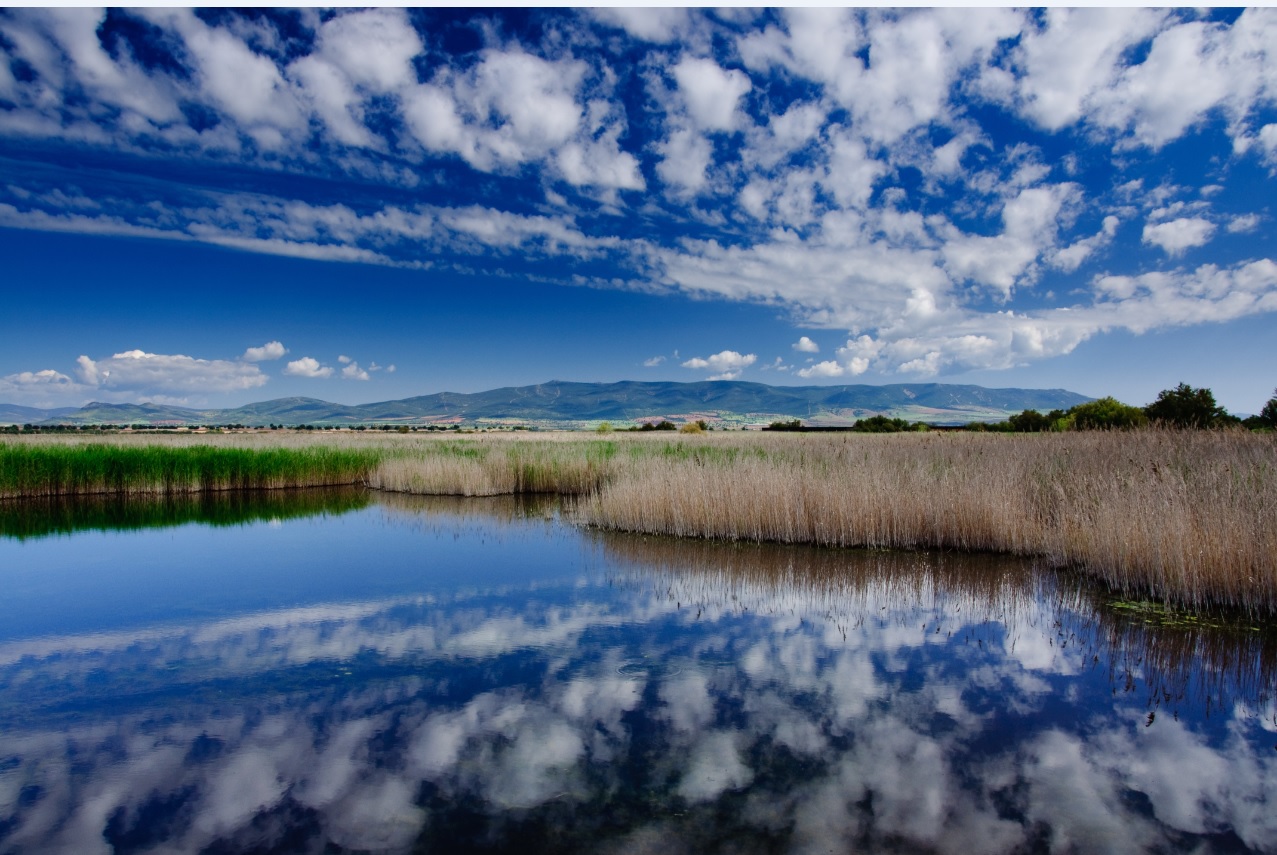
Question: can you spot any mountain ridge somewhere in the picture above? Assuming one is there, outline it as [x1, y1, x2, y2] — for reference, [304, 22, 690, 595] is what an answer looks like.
[2, 380, 1092, 427]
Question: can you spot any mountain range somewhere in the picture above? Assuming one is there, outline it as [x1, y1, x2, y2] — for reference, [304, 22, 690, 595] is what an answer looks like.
[2, 381, 1092, 427]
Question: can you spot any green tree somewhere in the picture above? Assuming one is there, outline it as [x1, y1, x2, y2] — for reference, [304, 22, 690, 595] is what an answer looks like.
[1007, 409, 1050, 432]
[852, 415, 911, 433]
[1143, 383, 1230, 428]
[765, 419, 803, 431]
[1068, 397, 1148, 430]
[1259, 389, 1277, 429]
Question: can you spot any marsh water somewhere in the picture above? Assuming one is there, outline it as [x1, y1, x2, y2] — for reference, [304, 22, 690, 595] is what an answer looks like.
[1, 489, 1274, 854]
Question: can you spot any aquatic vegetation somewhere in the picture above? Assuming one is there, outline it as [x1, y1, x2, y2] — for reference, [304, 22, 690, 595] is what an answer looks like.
[3, 429, 1275, 616]
[0, 443, 379, 498]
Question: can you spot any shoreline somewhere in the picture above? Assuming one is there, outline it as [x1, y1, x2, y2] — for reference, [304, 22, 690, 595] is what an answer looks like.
[3, 431, 1275, 618]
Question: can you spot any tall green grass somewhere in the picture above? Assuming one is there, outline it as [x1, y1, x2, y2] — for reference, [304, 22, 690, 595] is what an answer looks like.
[0, 444, 380, 498]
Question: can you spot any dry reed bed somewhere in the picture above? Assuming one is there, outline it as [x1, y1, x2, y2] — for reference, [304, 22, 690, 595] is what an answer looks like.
[576, 430, 1277, 616]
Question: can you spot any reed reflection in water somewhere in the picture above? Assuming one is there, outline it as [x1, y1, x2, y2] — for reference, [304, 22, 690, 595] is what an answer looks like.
[0, 492, 1273, 854]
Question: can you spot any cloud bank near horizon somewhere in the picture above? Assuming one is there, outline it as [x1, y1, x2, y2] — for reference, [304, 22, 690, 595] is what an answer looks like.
[1, 8, 1276, 404]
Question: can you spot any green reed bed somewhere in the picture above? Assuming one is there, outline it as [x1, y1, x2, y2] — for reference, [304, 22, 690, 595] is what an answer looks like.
[0, 443, 381, 498]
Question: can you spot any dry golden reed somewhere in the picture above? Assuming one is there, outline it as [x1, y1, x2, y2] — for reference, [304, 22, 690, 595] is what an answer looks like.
[577, 430, 1277, 616]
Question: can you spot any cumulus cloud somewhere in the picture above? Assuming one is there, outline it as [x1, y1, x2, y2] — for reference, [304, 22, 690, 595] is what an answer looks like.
[1227, 214, 1261, 234]
[0, 369, 89, 407]
[681, 350, 757, 381]
[792, 336, 820, 353]
[284, 357, 334, 379]
[797, 360, 846, 378]
[0, 346, 283, 407]
[672, 57, 752, 133]
[242, 341, 287, 362]
[1051, 216, 1119, 273]
[75, 350, 269, 393]
[1142, 217, 1217, 256]
[643, 356, 666, 367]
[2, 9, 1276, 381]
[341, 361, 370, 381]
[590, 8, 695, 44]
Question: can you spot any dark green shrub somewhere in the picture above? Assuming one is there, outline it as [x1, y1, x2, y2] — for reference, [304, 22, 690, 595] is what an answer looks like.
[1144, 383, 1231, 428]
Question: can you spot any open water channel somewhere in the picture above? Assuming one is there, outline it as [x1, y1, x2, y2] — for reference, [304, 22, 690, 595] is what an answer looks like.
[0, 488, 1274, 854]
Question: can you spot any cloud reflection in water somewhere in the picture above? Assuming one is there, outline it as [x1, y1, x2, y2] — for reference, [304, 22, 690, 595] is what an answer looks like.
[0, 496, 1274, 853]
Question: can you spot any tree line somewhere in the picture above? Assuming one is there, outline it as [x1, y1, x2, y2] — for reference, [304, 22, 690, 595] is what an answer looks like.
[763, 384, 1277, 434]
[972, 383, 1277, 433]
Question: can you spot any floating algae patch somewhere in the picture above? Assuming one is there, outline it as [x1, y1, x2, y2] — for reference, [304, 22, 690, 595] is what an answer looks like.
[0, 486, 372, 540]
[1104, 597, 1269, 633]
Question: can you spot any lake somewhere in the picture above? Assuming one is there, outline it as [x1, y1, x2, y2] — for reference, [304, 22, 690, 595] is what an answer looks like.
[1, 489, 1274, 854]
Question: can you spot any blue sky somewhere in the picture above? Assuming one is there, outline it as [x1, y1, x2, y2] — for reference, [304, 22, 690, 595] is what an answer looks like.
[1, 7, 1275, 413]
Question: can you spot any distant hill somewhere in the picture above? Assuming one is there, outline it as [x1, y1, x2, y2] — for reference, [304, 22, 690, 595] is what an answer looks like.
[2, 381, 1092, 427]
[0, 403, 78, 424]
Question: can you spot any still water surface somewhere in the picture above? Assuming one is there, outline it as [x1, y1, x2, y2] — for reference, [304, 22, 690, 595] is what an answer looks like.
[0, 490, 1274, 854]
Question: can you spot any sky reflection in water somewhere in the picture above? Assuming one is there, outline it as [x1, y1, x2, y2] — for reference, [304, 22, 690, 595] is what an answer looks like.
[0, 492, 1274, 854]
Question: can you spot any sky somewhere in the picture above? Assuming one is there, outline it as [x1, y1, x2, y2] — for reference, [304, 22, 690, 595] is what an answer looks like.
[0, 7, 1275, 413]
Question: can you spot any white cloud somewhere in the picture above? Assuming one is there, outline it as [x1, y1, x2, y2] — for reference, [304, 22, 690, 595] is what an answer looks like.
[1142, 217, 1216, 256]
[400, 47, 644, 191]
[1227, 214, 1261, 234]
[643, 356, 666, 367]
[310, 9, 421, 93]
[2, 7, 1276, 389]
[793, 336, 820, 353]
[242, 341, 287, 362]
[1051, 216, 1119, 273]
[1008, 8, 1167, 133]
[284, 357, 334, 379]
[1257, 123, 1277, 167]
[0, 368, 90, 407]
[939, 184, 1078, 297]
[672, 57, 752, 133]
[797, 360, 845, 378]
[590, 8, 694, 44]
[338, 355, 352, 364]
[681, 350, 757, 378]
[656, 127, 713, 195]
[138, 8, 308, 151]
[342, 362, 370, 381]
[75, 350, 269, 393]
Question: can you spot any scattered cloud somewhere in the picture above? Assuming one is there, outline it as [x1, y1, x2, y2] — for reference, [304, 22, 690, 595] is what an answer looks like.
[793, 336, 820, 353]
[75, 350, 269, 393]
[643, 356, 666, 367]
[797, 360, 846, 379]
[341, 361, 370, 381]
[1226, 214, 1261, 234]
[681, 350, 757, 381]
[1142, 217, 1217, 256]
[242, 341, 287, 362]
[284, 357, 334, 379]
[1, 8, 1275, 384]
[0, 369, 88, 408]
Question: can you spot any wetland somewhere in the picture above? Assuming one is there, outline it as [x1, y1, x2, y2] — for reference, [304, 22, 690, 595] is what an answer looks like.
[1, 485, 1274, 853]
